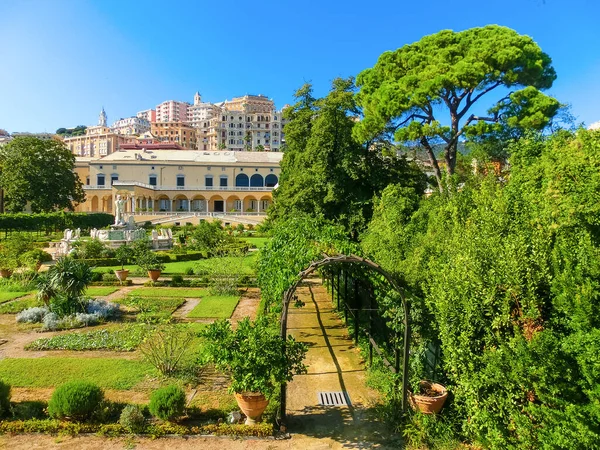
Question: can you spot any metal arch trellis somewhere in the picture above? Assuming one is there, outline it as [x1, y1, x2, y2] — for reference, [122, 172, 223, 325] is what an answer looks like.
[278, 254, 410, 423]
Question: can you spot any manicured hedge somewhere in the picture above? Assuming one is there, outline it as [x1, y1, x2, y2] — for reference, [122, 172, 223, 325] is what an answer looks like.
[172, 252, 205, 262]
[80, 258, 119, 267]
[0, 213, 114, 234]
[0, 419, 274, 437]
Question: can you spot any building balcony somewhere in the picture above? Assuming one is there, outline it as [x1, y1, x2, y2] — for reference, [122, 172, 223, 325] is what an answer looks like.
[85, 181, 275, 192]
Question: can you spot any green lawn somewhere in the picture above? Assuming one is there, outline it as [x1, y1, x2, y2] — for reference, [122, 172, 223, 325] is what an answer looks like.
[187, 295, 240, 319]
[130, 287, 207, 298]
[92, 253, 258, 276]
[242, 237, 270, 249]
[0, 357, 156, 389]
[85, 287, 119, 297]
[0, 297, 41, 314]
[195, 253, 257, 275]
[0, 291, 33, 304]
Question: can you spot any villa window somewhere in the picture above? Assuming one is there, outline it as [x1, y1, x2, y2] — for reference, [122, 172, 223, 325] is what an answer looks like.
[97, 174, 105, 186]
[176, 175, 185, 188]
[220, 175, 228, 187]
[205, 176, 213, 187]
[149, 175, 157, 186]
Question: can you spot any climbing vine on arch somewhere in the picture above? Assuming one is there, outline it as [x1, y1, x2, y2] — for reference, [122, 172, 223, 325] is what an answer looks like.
[257, 215, 358, 313]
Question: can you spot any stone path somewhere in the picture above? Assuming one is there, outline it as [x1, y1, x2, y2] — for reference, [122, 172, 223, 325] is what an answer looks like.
[284, 280, 401, 448]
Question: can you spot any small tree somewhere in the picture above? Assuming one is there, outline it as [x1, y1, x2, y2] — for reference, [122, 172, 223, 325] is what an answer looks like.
[201, 317, 307, 398]
[115, 244, 134, 270]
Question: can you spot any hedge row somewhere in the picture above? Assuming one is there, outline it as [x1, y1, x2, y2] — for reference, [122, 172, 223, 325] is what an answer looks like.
[0, 419, 273, 438]
[0, 213, 114, 234]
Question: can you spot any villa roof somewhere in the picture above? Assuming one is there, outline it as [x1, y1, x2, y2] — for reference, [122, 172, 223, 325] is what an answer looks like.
[93, 149, 283, 165]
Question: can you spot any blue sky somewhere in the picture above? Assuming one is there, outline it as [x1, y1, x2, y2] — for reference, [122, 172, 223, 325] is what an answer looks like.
[0, 0, 599, 132]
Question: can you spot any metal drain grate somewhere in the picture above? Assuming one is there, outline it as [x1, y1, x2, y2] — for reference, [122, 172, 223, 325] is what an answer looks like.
[318, 391, 349, 406]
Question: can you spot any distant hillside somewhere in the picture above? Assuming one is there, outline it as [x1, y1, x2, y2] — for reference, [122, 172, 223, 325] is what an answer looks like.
[56, 125, 87, 137]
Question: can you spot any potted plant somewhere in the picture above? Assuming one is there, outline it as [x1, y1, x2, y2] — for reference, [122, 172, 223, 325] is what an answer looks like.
[136, 251, 165, 282]
[22, 248, 53, 272]
[114, 245, 134, 283]
[409, 380, 448, 414]
[202, 317, 307, 425]
[0, 247, 17, 278]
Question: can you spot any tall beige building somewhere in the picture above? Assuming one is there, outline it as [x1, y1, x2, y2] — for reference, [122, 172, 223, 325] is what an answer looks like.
[63, 109, 128, 158]
[205, 94, 286, 152]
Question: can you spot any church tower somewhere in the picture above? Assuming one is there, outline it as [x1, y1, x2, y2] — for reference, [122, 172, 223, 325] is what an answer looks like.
[194, 92, 202, 105]
[99, 107, 107, 127]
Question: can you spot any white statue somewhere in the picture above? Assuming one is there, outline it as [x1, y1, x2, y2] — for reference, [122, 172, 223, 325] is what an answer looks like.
[114, 195, 127, 226]
[90, 228, 98, 239]
[74, 228, 81, 239]
[151, 230, 159, 240]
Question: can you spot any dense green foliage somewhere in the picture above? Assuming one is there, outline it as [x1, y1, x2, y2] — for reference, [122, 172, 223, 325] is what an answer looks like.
[47, 381, 104, 421]
[257, 215, 358, 312]
[0, 212, 113, 233]
[270, 80, 426, 236]
[362, 129, 600, 448]
[0, 137, 85, 212]
[356, 25, 560, 189]
[148, 385, 186, 421]
[201, 317, 307, 398]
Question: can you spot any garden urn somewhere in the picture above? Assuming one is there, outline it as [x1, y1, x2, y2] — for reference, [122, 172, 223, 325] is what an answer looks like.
[147, 269, 161, 281]
[114, 269, 129, 282]
[234, 392, 269, 425]
[409, 381, 448, 414]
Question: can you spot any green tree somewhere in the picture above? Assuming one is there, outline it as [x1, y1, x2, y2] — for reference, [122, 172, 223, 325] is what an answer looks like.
[355, 25, 560, 190]
[0, 137, 85, 212]
[270, 78, 425, 236]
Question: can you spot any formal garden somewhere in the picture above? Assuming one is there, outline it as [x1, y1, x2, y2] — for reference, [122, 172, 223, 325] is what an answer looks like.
[0, 218, 304, 438]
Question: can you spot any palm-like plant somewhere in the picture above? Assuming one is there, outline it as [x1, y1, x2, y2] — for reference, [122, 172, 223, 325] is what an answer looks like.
[44, 257, 93, 315]
[48, 257, 93, 298]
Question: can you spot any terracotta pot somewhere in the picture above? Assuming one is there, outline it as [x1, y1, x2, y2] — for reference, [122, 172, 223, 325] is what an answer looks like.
[0, 269, 13, 279]
[147, 269, 161, 281]
[114, 269, 129, 282]
[409, 381, 448, 414]
[234, 392, 269, 425]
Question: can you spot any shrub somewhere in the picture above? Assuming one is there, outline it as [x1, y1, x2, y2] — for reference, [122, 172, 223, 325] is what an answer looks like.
[90, 272, 103, 282]
[119, 404, 146, 433]
[48, 381, 104, 421]
[102, 273, 118, 282]
[184, 267, 194, 276]
[11, 400, 46, 420]
[171, 275, 184, 285]
[16, 306, 49, 323]
[0, 380, 11, 418]
[72, 239, 113, 260]
[140, 326, 194, 375]
[148, 385, 186, 421]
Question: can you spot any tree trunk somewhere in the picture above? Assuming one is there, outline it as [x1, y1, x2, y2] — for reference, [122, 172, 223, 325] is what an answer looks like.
[420, 137, 443, 193]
